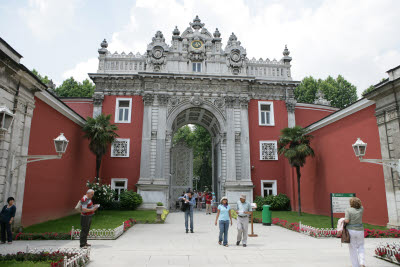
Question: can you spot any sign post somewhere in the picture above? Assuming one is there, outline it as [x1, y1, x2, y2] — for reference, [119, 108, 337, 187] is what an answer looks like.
[330, 193, 356, 228]
[248, 203, 258, 237]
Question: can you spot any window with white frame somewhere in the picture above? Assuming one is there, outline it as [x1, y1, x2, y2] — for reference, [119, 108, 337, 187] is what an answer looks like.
[111, 138, 130, 157]
[115, 98, 132, 123]
[258, 101, 275, 126]
[192, 62, 202, 72]
[260, 141, 278, 160]
[111, 178, 128, 201]
[261, 180, 277, 197]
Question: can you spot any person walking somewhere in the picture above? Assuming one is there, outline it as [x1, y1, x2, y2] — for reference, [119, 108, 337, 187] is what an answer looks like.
[179, 191, 196, 233]
[236, 194, 252, 247]
[215, 196, 232, 247]
[0, 197, 16, 244]
[79, 189, 99, 248]
[345, 197, 365, 267]
[205, 193, 213, 214]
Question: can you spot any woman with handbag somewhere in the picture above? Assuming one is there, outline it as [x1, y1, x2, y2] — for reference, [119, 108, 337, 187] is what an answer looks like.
[0, 197, 16, 244]
[345, 197, 365, 267]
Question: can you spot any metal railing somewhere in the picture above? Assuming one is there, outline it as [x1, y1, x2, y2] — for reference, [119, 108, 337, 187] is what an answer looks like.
[299, 222, 338, 238]
[25, 246, 91, 267]
[375, 242, 400, 265]
[71, 222, 124, 240]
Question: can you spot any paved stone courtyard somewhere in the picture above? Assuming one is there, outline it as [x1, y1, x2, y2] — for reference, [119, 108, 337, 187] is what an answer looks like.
[1, 211, 396, 266]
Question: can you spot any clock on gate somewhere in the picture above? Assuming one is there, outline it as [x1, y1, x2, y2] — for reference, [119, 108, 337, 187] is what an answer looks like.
[191, 40, 203, 49]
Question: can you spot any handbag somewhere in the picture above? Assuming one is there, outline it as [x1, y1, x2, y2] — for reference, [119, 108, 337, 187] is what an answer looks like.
[75, 200, 82, 212]
[341, 222, 350, 243]
[0, 206, 8, 223]
[181, 200, 189, 212]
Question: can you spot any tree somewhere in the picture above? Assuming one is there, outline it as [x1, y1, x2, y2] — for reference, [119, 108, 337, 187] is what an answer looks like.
[294, 76, 321, 104]
[31, 69, 50, 85]
[278, 126, 314, 216]
[362, 85, 375, 97]
[82, 114, 118, 181]
[55, 77, 95, 97]
[294, 75, 358, 109]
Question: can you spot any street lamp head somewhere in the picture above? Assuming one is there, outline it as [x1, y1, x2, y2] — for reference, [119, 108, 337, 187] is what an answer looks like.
[54, 133, 69, 155]
[352, 138, 367, 159]
[0, 105, 15, 134]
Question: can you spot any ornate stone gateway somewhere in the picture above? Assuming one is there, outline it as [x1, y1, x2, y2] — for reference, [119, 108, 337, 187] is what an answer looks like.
[89, 16, 298, 208]
[169, 141, 193, 209]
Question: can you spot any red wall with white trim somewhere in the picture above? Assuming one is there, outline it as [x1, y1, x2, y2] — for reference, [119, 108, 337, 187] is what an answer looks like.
[295, 105, 336, 127]
[248, 99, 289, 197]
[22, 97, 96, 227]
[289, 104, 388, 226]
[99, 95, 144, 191]
[62, 99, 93, 119]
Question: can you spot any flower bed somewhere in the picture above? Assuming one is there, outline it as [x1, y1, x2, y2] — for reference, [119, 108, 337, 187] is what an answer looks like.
[0, 247, 91, 267]
[15, 218, 136, 241]
[375, 243, 400, 265]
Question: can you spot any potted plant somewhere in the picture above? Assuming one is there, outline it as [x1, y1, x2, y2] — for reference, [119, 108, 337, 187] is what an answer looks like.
[156, 202, 164, 215]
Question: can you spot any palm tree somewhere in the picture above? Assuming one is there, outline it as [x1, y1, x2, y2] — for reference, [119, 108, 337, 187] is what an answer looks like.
[82, 114, 118, 182]
[278, 126, 314, 216]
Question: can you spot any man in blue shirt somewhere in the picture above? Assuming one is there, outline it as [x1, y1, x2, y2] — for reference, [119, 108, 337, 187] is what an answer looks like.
[179, 191, 196, 233]
[236, 194, 252, 247]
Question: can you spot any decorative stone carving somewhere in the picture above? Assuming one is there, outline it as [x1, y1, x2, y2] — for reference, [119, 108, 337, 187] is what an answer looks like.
[314, 90, 331, 106]
[224, 33, 247, 75]
[190, 96, 203, 106]
[224, 96, 236, 108]
[151, 131, 157, 139]
[285, 99, 296, 113]
[93, 93, 104, 106]
[235, 131, 241, 142]
[143, 94, 155, 106]
[158, 94, 170, 106]
[146, 31, 169, 72]
[214, 98, 224, 109]
[169, 97, 179, 108]
[239, 97, 249, 108]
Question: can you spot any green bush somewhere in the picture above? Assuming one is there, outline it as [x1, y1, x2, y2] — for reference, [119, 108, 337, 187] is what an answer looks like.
[156, 202, 163, 206]
[120, 190, 143, 210]
[254, 194, 291, 211]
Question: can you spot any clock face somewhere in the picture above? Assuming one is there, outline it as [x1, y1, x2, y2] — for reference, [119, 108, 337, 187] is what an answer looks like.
[191, 40, 203, 49]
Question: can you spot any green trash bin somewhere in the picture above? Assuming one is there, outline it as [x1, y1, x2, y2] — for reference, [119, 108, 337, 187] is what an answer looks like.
[262, 205, 271, 226]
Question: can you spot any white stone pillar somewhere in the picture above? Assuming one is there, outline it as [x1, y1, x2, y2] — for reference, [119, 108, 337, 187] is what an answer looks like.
[92, 93, 104, 118]
[225, 96, 236, 181]
[139, 93, 154, 180]
[155, 94, 169, 180]
[286, 99, 296, 128]
[240, 97, 251, 181]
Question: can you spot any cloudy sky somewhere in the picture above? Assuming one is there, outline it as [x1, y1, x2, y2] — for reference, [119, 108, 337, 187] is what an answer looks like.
[1, 0, 399, 96]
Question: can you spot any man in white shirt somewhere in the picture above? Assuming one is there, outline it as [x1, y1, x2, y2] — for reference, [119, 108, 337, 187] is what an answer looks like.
[236, 194, 252, 247]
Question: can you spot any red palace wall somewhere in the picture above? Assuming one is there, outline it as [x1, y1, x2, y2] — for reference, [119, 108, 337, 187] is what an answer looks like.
[295, 104, 337, 127]
[61, 98, 93, 119]
[289, 104, 388, 226]
[22, 97, 96, 227]
[99, 95, 144, 191]
[248, 99, 289, 197]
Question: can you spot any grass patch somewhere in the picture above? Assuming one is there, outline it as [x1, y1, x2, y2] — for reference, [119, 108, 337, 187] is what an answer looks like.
[0, 261, 49, 266]
[23, 210, 157, 233]
[253, 210, 387, 230]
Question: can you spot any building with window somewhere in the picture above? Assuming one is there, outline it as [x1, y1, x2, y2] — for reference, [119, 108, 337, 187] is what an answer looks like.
[1, 17, 400, 228]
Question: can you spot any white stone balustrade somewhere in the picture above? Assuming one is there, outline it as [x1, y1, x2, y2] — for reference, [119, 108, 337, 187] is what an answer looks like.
[71, 222, 125, 240]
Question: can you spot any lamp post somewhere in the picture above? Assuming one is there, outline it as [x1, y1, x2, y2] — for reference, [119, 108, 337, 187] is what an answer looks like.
[193, 176, 200, 191]
[352, 138, 400, 173]
[0, 106, 15, 138]
[10, 133, 69, 174]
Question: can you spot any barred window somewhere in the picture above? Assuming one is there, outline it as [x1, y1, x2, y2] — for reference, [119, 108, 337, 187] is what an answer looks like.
[260, 141, 278, 160]
[111, 138, 130, 157]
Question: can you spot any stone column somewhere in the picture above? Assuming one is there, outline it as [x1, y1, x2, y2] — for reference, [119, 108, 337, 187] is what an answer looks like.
[286, 98, 296, 128]
[92, 93, 104, 118]
[139, 93, 154, 180]
[155, 94, 169, 180]
[13, 101, 35, 226]
[224, 96, 236, 181]
[376, 108, 400, 228]
[239, 97, 251, 181]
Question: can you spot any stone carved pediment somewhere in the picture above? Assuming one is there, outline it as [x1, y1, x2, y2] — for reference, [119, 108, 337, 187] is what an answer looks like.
[146, 31, 169, 72]
[224, 33, 247, 75]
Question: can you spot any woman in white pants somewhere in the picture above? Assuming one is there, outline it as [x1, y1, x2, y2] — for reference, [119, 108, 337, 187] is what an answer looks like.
[345, 197, 365, 267]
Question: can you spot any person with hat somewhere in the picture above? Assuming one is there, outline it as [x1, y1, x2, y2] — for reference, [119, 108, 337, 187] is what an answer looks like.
[215, 196, 232, 247]
[236, 194, 252, 247]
